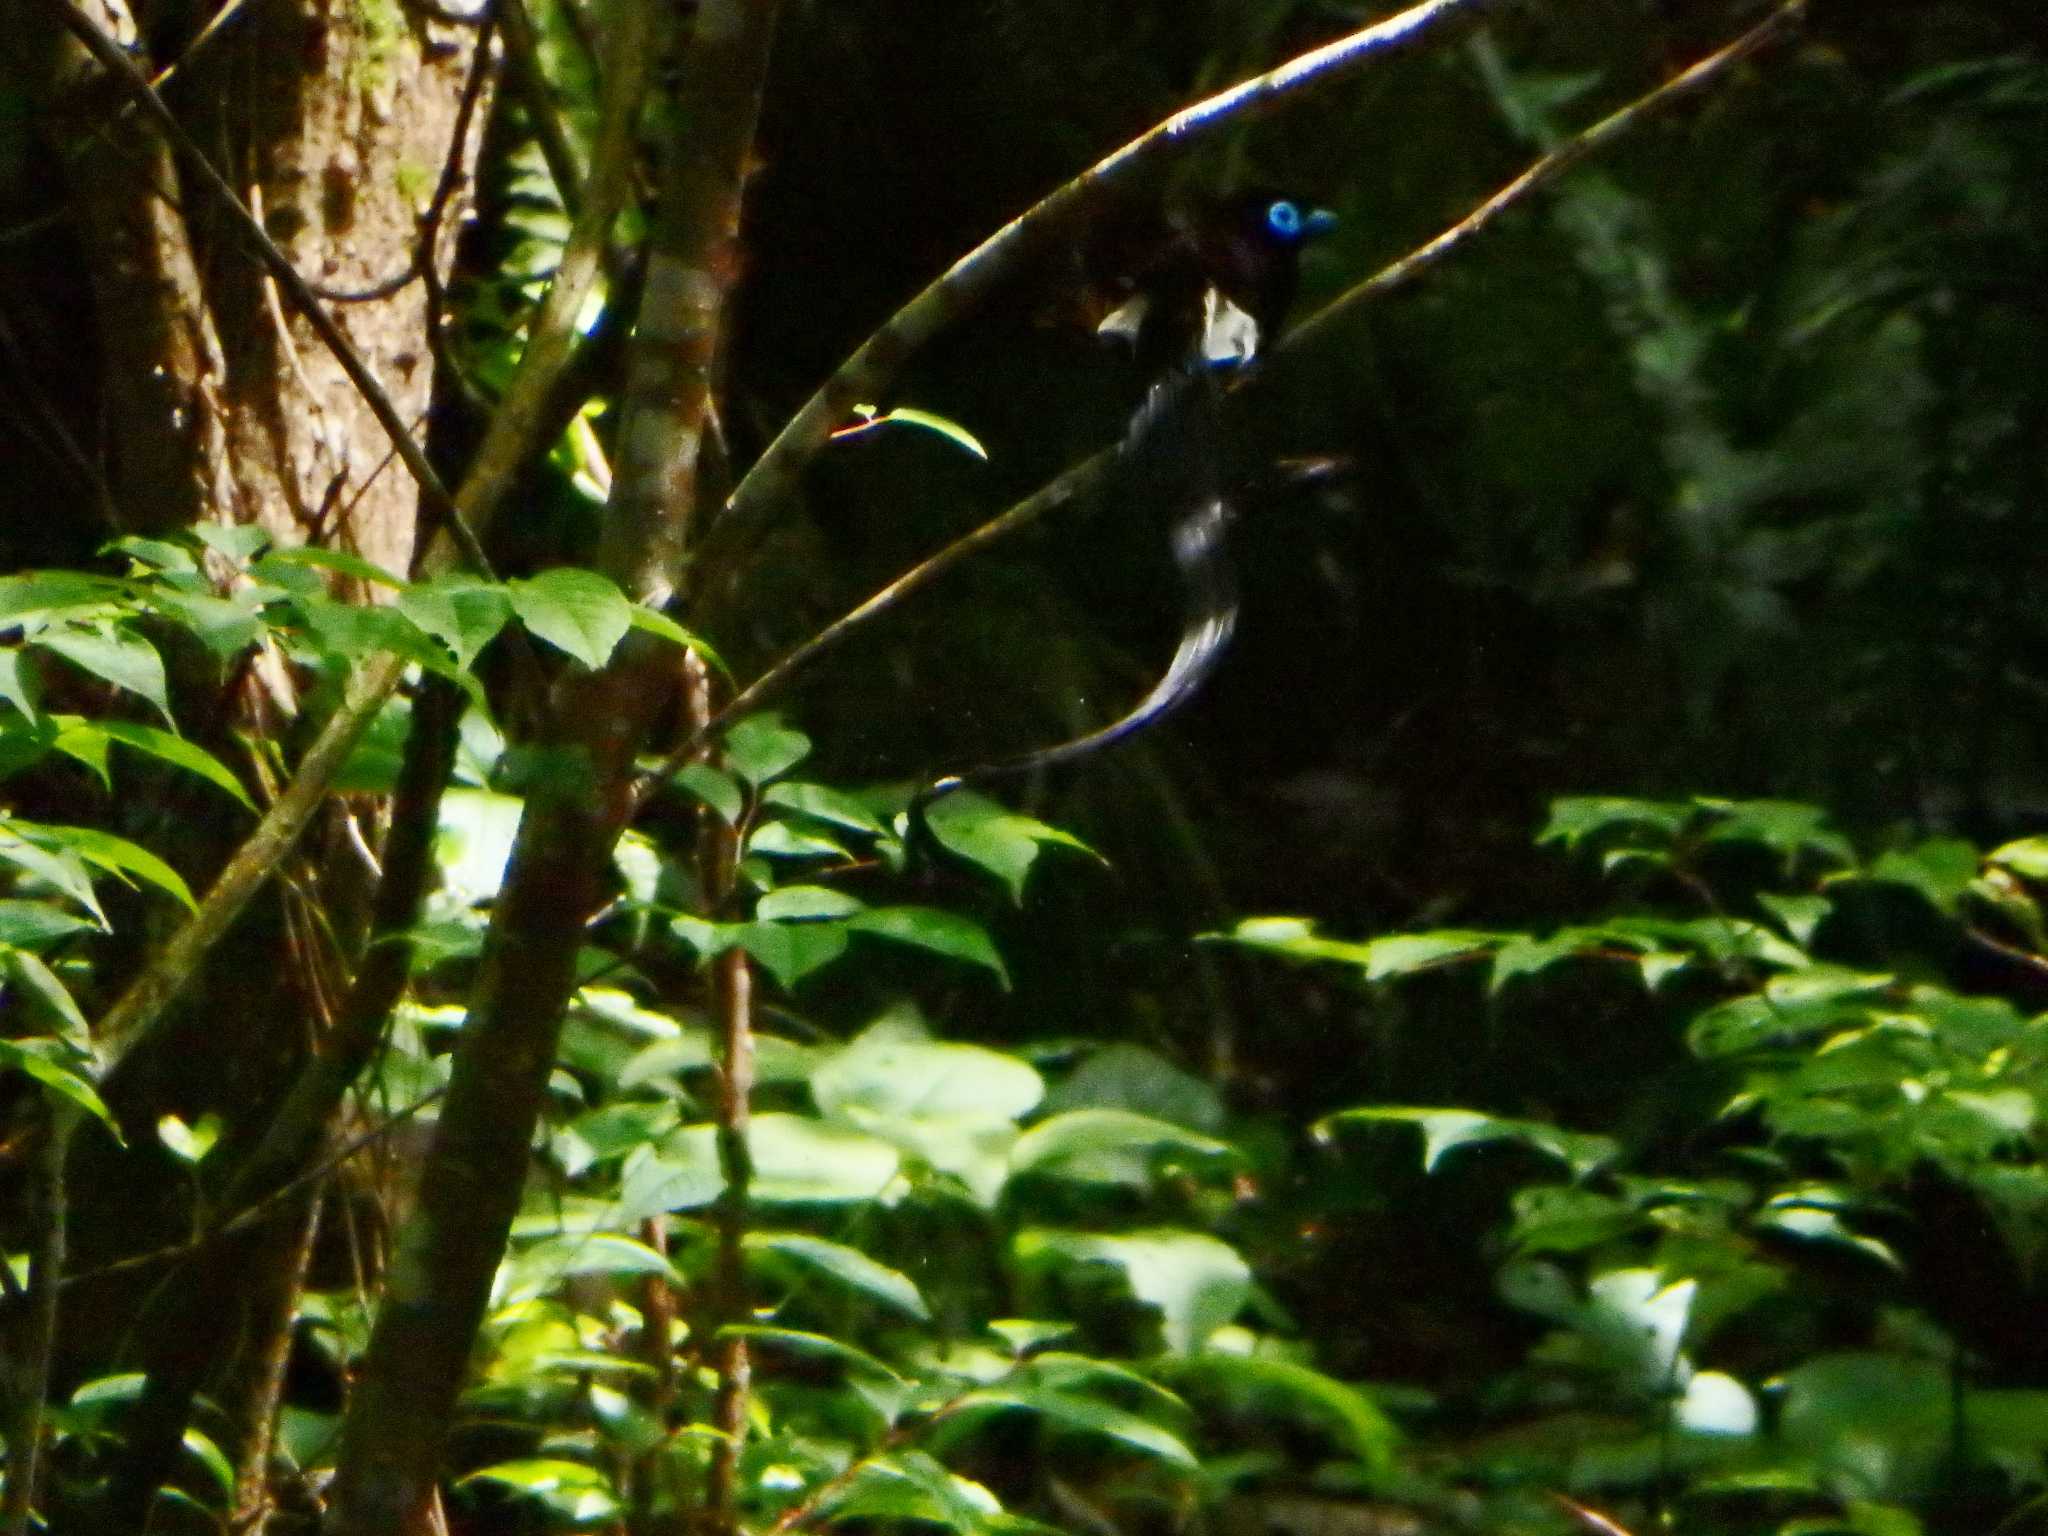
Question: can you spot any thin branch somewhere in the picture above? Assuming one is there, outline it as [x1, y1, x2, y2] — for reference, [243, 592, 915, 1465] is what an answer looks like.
[633, 3, 1802, 803]
[697, 0, 1497, 575]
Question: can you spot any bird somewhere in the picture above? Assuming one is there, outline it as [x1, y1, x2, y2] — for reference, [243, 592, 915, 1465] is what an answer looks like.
[909, 187, 1338, 841]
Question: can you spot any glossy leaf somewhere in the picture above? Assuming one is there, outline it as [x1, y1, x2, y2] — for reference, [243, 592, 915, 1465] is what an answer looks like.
[508, 567, 633, 668]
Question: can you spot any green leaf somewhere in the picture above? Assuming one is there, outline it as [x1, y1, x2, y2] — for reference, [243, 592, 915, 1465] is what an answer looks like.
[1165, 1354, 1398, 1473]
[508, 567, 633, 668]
[756, 884, 867, 922]
[745, 1231, 931, 1319]
[1864, 838, 1981, 915]
[0, 900, 95, 949]
[0, 1038, 121, 1139]
[723, 714, 812, 786]
[817, 1451, 1002, 1532]
[58, 718, 254, 810]
[105, 535, 198, 573]
[0, 646, 43, 724]
[673, 763, 744, 823]
[616, 1116, 901, 1218]
[1322, 1107, 1617, 1177]
[627, 604, 728, 676]
[1760, 891, 1834, 946]
[847, 906, 1008, 985]
[499, 1233, 681, 1305]
[1009, 1109, 1232, 1188]
[397, 578, 513, 669]
[48, 824, 197, 910]
[1990, 837, 2048, 883]
[1041, 1043, 1224, 1132]
[920, 791, 1096, 903]
[33, 623, 171, 721]
[1699, 798, 1855, 867]
[0, 571, 126, 625]
[813, 1027, 1044, 1124]
[0, 827, 107, 924]
[1013, 1228, 1251, 1354]
[458, 1458, 619, 1523]
[720, 1324, 907, 1383]
[256, 545, 408, 591]
[762, 780, 887, 835]
[4, 946, 92, 1045]
[1538, 796, 1694, 851]
[941, 1382, 1198, 1467]
[734, 919, 851, 988]
[155, 1112, 222, 1165]
[141, 588, 265, 659]
[193, 523, 271, 564]
[833, 403, 991, 459]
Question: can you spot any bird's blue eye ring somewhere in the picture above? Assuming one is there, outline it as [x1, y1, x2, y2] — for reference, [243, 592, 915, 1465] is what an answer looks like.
[1266, 199, 1303, 238]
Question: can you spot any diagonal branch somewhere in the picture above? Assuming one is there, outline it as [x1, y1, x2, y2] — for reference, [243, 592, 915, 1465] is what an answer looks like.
[696, 0, 1499, 576]
[635, 0, 1807, 801]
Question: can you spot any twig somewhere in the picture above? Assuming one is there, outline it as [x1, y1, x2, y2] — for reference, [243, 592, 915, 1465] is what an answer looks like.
[698, 0, 1497, 575]
[56, 1090, 448, 1292]
[632, 2, 1803, 802]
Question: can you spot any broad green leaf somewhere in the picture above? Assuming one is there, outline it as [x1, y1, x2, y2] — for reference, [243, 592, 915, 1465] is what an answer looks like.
[0, 1038, 121, 1139]
[1164, 1354, 1398, 1473]
[940, 1382, 1198, 1466]
[746, 820, 849, 861]
[846, 906, 1008, 985]
[920, 791, 1096, 903]
[0, 571, 125, 624]
[816, 1451, 1001, 1532]
[723, 714, 812, 786]
[627, 604, 728, 676]
[1322, 1107, 1617, 1177]
[1699, 798, 1854, 867]
[508, 567, 632, 668]
[0, 646, 43, 724]
[1864, 838, 1981, 916]
[142, 588, 265, 659]
[745, 1231, 931, 1319]
[499, 1233, 680, 1305]
[182, 1427, 235, 1499]
[617, 1116, 900, 1217]
[762, 780, 887, 835]
[4, 946, 91, 1045]
[735, 919, 851, 988]
[155, 1112, 222, 1165]
[1760, 891, 1834, 945]
[105, 535, 198, 573]
[1014, 1228, 1250, 1354]
[674, 763, 744, 824]
[1990, 837, 2048, 882]
[58, 718, 254, 809]
[756, 885, 867, 922]
[256, 545, 408, 590]
[193, 523, 270, 563]
[398, 578, 513, 669]
[1009, 1109, 1232, 1188]
[34, 623, 171, 721]
[813, 1028, 1044, 1124]
[619, 1031, 818, 1089]
[1041, 1043, 1224, 1132]
[0, 900, 94, 949]
[1539, 796, 1693, 851]
[458, 1459, 619, 1524]
[721, 1324, 907, 1383]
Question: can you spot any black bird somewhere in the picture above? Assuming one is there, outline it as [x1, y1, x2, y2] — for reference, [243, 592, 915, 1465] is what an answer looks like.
[911, 188, 1337, 832]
